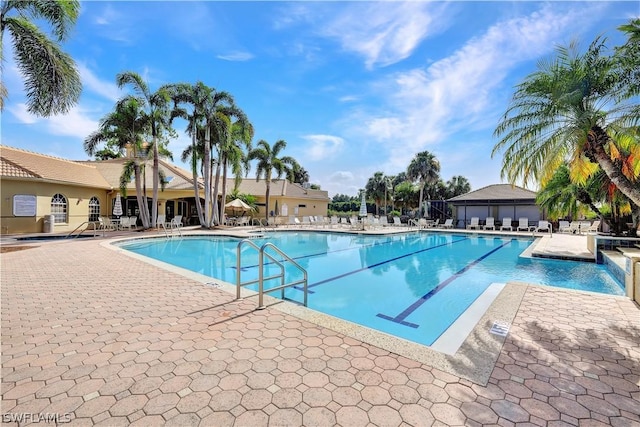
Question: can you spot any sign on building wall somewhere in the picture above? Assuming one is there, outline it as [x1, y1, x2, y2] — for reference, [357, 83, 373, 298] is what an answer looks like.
[13, 194, 37, 217]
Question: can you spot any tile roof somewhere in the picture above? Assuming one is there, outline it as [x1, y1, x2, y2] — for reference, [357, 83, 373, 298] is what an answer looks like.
[2, 146, 330, 201]
[80, 158, 199, 192]
[447, 184, 537, 202]
[0, 145, 111, 188]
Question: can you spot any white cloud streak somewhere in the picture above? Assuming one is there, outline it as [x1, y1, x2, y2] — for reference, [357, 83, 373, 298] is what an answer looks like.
[302, 135, 344, 161]
[320, 2, 450, 68]
[348, 3, 605, 173]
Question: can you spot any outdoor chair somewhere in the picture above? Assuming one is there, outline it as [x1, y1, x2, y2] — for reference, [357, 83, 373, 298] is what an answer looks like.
[558, 220, 571, 232]
[560, 221, 580, 234]
[483, 217, 495, 230]
[535, 220, 551, 233]
[586, 220, 601, 233]
[392, 216, 404, 227]
[466, 217, 480, 230]
[500, 218, 513, 231]
[170, 215, 183, 229]
[438, 219, 454, 229]
[516, 217, 534, 232]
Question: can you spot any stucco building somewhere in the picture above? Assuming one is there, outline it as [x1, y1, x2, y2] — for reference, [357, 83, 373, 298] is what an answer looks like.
[0, 145, 329, 235]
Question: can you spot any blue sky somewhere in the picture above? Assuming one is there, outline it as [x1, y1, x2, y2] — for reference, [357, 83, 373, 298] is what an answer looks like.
[3, 1, 639, 197]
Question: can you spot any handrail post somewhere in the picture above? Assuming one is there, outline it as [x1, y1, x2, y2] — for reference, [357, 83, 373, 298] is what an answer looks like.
[258, 249, 265, 309]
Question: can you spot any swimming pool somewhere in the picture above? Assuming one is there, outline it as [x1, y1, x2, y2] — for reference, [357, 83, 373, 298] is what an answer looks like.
[118, 231, 624, 347]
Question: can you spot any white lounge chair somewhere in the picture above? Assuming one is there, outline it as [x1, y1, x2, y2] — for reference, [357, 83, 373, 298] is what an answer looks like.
[466, 217, 480, 230]
[535, 220, 551, 233]
[560, 221, 580, 234]
[156, 214, 166, 229]
[438, 219, 454, 229]
[586, 220, 601, 233]
[558, 220, 571, 232]
[379, 216, 389, 227]
[517, 217, 533, 232]
[392, 217, 403, 227]
[483, 217, 495, 230]
[500, 218, 513, 231]
[170, 215, 183, 229]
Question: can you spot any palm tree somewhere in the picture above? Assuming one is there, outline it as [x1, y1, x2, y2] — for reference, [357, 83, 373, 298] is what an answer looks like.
[365, 172, 388, 215]
[407, 151, 441, 218]
[217, 113, 253, 224]
[247, 139, 296, 222]
[1, 0, 82, 115]
[84, 98, 153, 227]
[166, 82, 236, 227]
[492, 37, 640, 209]
[445, 176, 471, 199]
[117, 72, 173, 228]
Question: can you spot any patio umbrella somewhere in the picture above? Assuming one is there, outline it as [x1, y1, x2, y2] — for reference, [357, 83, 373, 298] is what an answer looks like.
[359, 192, 367, 218]
[225, 198, 251, 212]
[113, 193, 123, 218]
[359, 191, 367, 230]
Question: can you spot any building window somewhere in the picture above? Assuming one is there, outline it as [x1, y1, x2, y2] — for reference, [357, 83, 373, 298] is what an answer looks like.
[88, 197, 100, 222]
[51, 193, 67, 223]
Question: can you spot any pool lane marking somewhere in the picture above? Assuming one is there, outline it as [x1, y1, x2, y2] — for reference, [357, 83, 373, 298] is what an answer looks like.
[303, 237, 470, 292]
[376, 239, 513, 329]
[232, 232, 430, 272]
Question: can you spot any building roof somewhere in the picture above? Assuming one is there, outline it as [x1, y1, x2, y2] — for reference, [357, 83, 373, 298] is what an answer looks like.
[0, 145, 112, 189]
[80, 158, 198, 192]
[1, 145, 330, 201]
[447, 184, 537, 203]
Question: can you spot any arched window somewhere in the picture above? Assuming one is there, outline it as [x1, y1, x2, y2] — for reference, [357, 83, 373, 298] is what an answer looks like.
[51, 193, 68, 223]
[88, 196, 100, 222]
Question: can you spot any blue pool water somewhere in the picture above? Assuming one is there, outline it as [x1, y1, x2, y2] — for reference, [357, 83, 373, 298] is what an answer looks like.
[118, 232, 624, 347]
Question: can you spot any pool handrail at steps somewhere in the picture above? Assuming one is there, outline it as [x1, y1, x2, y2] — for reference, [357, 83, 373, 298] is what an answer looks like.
[66, 221, 102, 239]
[236, 239, 308, 309]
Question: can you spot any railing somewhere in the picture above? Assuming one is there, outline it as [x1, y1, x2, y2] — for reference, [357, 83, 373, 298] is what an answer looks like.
[66, 221, 102, 239]
[236, 239, 308, 309]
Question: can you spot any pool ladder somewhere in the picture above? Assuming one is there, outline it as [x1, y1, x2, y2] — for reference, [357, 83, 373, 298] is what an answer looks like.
[236, 239, 308, 309]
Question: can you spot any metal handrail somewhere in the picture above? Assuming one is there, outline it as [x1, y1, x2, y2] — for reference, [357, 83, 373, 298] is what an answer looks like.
[236, 239, 308, 308]
[66, 221, 102, 238]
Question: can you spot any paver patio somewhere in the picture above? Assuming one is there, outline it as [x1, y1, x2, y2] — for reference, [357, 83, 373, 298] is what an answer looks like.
[1, 233, 639, 426]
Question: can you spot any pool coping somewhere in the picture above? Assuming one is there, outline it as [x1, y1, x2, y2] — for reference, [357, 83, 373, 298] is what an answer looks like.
[105, 235, 529, 385]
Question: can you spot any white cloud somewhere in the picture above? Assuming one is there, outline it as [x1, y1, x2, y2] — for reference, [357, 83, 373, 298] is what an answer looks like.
[216, 51, 254, 62]
[77, 63, 120, 102]
[321, 2, 450, 68]
[302, 135, 344, 161]
[44, 106, 99, 139]
[7, 103, 38, 124]
[346, 3, 604, 173]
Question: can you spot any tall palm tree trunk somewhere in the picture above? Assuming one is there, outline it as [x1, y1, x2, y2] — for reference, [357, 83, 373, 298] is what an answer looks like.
[219, 155, 229, 224]
[203, 127, 212, 227]
[212, 151, 223, 226]
[586, 126, 640, 208]
[151, 137, 159, 227]
[134, 164, 150, 227]
[190, 134, 205, 225]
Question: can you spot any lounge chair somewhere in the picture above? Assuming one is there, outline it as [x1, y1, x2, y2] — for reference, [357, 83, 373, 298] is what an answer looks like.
[500, 218, 513, 231]
[156, 214, 166, 229]
[438, 219, 454, 229]
[535, 220, 551, 233]
[559, 221, 580, 234]
[392, 216, 403, 227]
[483, 217, 495, 230]
[586, 220, 601, 233]
[379, 216, 389, 227]
[466, 217, 480, 230]
[558, 220, 570, 232]
[516, 217, 533, 232]
[170, 215, 183, 229]
[429, 219, 440, 228]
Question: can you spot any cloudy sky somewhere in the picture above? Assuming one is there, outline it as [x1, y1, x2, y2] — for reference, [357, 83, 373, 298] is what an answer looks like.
[2, 1, 638, 197]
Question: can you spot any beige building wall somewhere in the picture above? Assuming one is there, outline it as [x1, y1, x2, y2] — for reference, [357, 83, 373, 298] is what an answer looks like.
[1, 179, 109, 235]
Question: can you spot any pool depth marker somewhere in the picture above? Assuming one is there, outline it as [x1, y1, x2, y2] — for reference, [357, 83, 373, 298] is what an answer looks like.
[376, 239, 513, 328]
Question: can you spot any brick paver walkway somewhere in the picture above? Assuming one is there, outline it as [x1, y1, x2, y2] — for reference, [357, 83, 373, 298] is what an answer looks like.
[1, 236, 639, 426]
